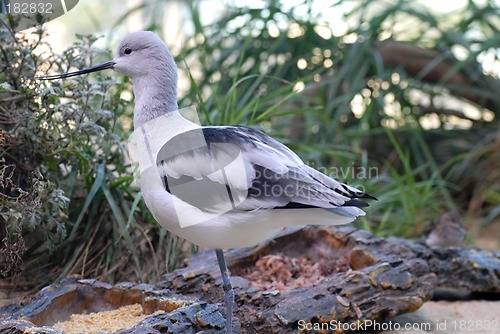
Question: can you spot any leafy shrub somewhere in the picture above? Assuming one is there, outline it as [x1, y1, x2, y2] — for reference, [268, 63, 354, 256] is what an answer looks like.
[0, 20, 189, 285]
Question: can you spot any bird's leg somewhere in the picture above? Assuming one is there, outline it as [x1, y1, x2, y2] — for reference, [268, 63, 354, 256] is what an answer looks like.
[215, 249, 234, 334]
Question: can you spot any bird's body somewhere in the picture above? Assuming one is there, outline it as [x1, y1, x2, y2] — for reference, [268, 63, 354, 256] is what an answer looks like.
[38, 31, 372, 333]
[136, 111, 364, 249]
[136, 110, 367, 250]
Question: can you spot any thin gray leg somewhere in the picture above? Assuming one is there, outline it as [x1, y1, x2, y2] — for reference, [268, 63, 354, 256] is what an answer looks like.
[215, 249, 234, 334]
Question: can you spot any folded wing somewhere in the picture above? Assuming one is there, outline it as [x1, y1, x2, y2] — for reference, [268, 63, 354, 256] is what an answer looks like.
[155, 125, 372, 215]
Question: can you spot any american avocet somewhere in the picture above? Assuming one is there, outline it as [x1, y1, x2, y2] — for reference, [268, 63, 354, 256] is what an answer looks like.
[38, 31, 373, 333]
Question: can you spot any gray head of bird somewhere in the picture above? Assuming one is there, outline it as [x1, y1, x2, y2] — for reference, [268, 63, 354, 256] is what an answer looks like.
[37, 31, 179, 127]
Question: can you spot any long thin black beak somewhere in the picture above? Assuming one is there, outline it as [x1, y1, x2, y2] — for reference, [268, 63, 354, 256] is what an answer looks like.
[36, 61, 116, 80]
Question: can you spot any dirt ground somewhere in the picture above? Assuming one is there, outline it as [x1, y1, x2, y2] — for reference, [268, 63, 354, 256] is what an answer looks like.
[0, 286, 29, 308]
[385, 300, 500, 333]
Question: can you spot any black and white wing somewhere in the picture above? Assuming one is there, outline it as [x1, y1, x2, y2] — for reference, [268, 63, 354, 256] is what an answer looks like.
[156, 125, 372, 215]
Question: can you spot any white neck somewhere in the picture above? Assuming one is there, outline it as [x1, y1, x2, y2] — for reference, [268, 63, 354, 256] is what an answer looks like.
[132, 60, 179, 129]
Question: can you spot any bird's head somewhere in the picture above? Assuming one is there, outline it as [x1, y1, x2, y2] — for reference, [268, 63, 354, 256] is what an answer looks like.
[37, 31, 180, 128]
[113, 31, 177, 81]
[37, 31, 177, 83]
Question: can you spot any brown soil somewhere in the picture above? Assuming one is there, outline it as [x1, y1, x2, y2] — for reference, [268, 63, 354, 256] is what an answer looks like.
[385, 300, 500, 333]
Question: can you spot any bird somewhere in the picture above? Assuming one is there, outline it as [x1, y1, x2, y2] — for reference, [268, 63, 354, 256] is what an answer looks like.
[424, 212, 466, 248]
[37, 31, 373, 333]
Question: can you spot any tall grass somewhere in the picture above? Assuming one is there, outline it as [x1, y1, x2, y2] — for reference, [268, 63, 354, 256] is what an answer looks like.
[169, 0, 499, 234]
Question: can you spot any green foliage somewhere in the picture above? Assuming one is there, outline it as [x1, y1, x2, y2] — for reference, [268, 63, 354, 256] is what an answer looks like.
[0, 20, 190, 284]
[0, 25, 70, 278]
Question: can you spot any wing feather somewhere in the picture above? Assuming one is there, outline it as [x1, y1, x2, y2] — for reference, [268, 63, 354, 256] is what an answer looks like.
[155, 126, 371, 214]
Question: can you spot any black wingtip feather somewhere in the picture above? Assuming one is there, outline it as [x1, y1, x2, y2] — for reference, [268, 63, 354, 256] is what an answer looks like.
[359, 193, 378, 200]
[342, 198, 370, 207]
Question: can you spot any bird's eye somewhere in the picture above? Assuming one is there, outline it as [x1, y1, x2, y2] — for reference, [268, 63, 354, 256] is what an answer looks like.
[124, 48, 132, 55]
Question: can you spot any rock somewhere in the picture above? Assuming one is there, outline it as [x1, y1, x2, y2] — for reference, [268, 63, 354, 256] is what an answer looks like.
[393, 238, 500, 293]
[0, 277, 226, 334]
[158, 226, 436, 333]
[1, 226, 498, 333]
